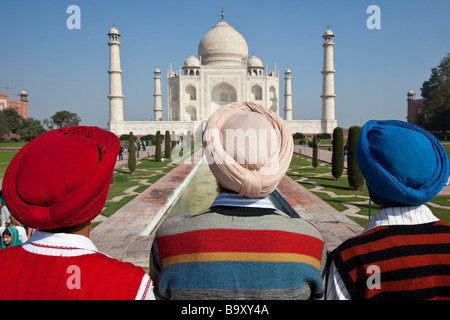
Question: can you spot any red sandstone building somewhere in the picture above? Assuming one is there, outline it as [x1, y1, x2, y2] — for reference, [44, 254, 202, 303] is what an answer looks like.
[406, 90, 425, 124]
[0, 87, 28, 119]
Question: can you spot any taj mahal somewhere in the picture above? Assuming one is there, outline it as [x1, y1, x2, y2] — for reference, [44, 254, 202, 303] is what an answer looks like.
[107, 12, 337, 137]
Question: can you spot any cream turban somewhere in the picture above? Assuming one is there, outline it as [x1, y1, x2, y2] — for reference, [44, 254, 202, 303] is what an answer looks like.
[203, 101, 293, 197]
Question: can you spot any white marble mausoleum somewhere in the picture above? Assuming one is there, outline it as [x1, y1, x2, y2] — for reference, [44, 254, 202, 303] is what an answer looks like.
[107, 12, 337, 137]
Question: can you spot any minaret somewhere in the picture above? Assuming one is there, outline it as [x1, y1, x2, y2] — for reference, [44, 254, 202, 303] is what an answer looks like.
[107, 26, 124, 123]
[153, 68, 162, 121]
[321, 28, 336, 121]
[284, 68, 293, 121]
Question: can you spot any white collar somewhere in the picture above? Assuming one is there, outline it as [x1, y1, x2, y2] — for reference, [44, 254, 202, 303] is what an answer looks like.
[364, 204, 440, 232]
[22, 230, 100, 257]
[210, 192, 276, 209]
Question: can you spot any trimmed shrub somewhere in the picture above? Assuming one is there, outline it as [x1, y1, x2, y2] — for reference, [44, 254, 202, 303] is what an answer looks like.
[155, 131, 162, 162]
[165, 130, 171, 158]
[128, 132, 136, 173]
[312, 135, 318, 169]
[347, 126, 364, 190]
[331, 127, 344, 181]
[316, 133, 332, 140]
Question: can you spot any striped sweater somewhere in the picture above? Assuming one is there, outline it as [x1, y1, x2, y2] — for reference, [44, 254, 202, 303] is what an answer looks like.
[150, 193, 327, 300]
[331, 220, 450, 300]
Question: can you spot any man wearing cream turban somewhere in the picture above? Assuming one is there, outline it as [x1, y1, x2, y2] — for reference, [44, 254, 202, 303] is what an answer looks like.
[150, 102, 327, 300]
[327, 120, 450, 300]
[0, 126, 155, 300]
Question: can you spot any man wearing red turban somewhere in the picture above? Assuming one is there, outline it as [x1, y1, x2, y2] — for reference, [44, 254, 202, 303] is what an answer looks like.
[0, 126, 155, 299]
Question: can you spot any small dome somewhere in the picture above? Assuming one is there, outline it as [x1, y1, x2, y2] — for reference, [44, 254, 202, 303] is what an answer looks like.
[408, 90, 415, 95]
[198, 19, 248, 66]
[248, 55, 263, 68]
[154, 68, 161, 73]
[285, 68, 291, 74]
[108, 26, 120, 35]
[20, 90, 28, 95]
[184, 54, 200, 68]
[323, 28, 334, 37]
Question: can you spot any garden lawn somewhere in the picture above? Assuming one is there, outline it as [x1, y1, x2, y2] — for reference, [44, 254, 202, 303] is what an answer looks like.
[0, 150, 19, 177]
[97, 155, 176, 226]
[287, 153, 450, 228]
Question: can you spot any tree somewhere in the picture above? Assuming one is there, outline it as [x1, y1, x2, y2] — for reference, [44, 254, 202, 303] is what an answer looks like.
[347, 126, 364, 190]
[128, 132, 136, 173]
[164, 130, 171, 159]
[331, 127, 344, 181]
[0, 109, 46, 140]
[18, 118, 46, 141]
[155, 131, 162, 162]
[312, 135, 318, 170]
[0, 111, 12, 138]
[119, 133, 137, 141]
[0, 108, 22, 138]
[417, 53, 450, 133]
[44, 111, 81, 130]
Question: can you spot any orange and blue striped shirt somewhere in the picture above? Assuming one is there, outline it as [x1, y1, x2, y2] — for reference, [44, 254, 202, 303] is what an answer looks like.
[150, 193, 327, 300]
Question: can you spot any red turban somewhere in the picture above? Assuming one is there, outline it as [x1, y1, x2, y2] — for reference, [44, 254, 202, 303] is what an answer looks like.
[2, 126, 119, 230]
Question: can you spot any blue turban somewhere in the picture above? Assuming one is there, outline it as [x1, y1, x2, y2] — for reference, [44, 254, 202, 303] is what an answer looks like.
[356, 120, 449, 206]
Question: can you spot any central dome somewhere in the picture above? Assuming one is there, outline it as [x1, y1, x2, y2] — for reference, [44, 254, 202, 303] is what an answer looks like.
[198, 19, 248, 67]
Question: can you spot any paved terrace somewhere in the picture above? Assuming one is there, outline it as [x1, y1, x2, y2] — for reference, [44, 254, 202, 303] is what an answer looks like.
[91, 146, 365, 267]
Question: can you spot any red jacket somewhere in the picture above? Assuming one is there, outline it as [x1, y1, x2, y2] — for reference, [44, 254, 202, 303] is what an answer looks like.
[0, 231, 154, 300]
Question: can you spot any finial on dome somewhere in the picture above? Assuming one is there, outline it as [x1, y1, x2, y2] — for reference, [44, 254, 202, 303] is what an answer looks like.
[221, 7, 224, 20]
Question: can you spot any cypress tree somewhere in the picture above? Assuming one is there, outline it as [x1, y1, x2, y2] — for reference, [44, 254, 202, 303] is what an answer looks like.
[128, 132, 136, 173]
[347, 126, 364, 190]
[155, 130, 162, 162]
[312, 135, 318, 170]
[165, 130, 171, 159]
[331, 127, 344, 181]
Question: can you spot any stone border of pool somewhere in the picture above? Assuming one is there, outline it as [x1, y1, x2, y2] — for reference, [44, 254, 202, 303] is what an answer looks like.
[91, 149, 204, 267]
[91, 148, 363, 267]
[276, 175, 363, 251]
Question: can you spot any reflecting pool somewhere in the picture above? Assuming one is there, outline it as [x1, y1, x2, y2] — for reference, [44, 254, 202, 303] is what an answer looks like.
[150, 160, 298, 235]
[169, 161, 219, 215]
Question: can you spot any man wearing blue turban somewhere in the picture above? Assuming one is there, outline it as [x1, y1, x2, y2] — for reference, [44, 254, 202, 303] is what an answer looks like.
[326, 120, 450, 300]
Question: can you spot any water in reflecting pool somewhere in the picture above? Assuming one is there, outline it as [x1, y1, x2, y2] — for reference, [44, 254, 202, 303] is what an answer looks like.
[150, 160, 298, 235]
[169, 161, 219, 215]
